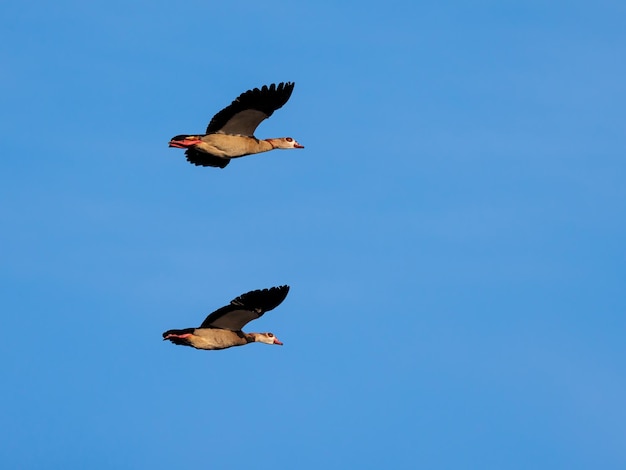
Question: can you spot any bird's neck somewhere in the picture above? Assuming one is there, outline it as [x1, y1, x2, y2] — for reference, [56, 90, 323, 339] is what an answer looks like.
[263, 138, 279, 150]
[246, 332, 261, 343]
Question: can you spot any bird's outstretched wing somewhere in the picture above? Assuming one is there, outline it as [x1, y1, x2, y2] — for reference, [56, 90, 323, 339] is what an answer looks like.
[206, 82, 295, 136]
[200, 285, 290, 331]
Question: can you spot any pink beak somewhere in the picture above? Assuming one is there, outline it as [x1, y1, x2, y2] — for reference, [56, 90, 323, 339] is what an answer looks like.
[274, 338, 284, 346]
[294, 143, 304, 149]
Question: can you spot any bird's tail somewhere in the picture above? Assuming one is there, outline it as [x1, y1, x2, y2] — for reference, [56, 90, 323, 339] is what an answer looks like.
[162, 328, 195, 346]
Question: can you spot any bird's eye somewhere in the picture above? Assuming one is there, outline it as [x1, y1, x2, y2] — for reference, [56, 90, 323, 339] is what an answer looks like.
[268, 333, 274, 337]
[286, 137, 293, 142]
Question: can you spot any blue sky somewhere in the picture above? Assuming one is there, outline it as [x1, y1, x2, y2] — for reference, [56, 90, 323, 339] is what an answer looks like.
[2, 0, 625, 468]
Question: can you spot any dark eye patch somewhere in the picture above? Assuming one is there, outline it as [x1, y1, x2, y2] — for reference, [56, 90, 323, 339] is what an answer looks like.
[286, 137, 293, 142]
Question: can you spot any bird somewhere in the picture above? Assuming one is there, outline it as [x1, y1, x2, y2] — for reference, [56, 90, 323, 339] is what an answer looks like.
[163, 285, 290, 350]
[169, 82, 304, 169]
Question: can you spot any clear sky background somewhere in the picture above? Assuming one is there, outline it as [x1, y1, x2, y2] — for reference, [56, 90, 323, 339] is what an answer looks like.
[2, 1, 625, 468]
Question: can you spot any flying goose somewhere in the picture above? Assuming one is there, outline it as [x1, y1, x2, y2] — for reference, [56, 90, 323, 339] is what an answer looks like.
[163, 286, 290, 350]
[169, 82, 303, 168]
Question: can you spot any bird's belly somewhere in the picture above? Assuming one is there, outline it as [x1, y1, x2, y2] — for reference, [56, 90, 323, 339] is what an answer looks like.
[197, 135, 252, 158]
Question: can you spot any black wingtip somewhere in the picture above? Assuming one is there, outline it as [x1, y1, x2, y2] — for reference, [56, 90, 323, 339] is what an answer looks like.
[230, 285, 290, 312]
[274, 285, 290, 295]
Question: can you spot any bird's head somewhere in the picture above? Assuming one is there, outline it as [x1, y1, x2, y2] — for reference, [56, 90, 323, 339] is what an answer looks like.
[252, 332, 283, 346]
[268, 137, 304, 149]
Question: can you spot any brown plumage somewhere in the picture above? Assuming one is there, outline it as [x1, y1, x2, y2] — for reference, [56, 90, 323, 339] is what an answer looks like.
[169, 82, 303, 169]
[162, 286, 290, 350]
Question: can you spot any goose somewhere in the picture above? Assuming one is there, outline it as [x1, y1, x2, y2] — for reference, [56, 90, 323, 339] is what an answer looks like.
[169, 82, 303, 169]
[163, 285, 290, 350]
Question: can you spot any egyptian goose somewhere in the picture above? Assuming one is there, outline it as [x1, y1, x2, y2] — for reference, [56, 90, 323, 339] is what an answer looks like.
[169, 82, 303, 168]
[163, 286, 290, 350]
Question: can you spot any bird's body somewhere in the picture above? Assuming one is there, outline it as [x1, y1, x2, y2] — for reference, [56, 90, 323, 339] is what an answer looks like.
[171, 134, 278, 159]
[169, 82, 303, 168]
[163, 286, 290, 351]
[164, 328, 251, 350]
